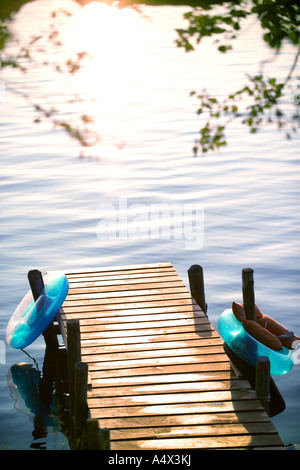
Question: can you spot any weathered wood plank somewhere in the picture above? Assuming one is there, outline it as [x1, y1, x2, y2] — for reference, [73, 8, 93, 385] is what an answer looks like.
[69, 275, 183, 289]
[66, 287, 189, 301]
[109, 421, 280, 441]
[89, 362, 232, 381]
[88, 389, 258, 409]
[63, 262, 174, 275]
[63, 292, 192, 306]
[87, 378, 251, 398]
[97, 410, 272, 430]
[61, 298, 201, 314]
[89, 399, 264, 419]
[88, 370, 235, 388]
[81, 337, 224, 356]
[63, 309, 206, 324]
[80, 323, 215, 341]
[82, 344, 225, 363]
[67, 271, 180, 284]
[79, 317, 211, 333]
[80, 330, 222, 348]
[86, 353, 228, 371]
[110, 433, 284, 450]
[68, 282, 187, 297]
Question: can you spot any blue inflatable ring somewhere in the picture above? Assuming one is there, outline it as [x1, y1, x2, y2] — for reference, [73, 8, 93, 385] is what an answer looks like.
[6, 271, 69, 349]
[218, 309, 294, 375]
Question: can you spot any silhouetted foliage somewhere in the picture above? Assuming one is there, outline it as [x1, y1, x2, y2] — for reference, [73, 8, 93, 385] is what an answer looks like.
[0, 0, 100, 151]
[176, 0, 300, 153]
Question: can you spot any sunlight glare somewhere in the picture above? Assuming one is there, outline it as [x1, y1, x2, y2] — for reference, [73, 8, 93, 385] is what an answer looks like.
[73, 2, 152, 154]
[81, 2, 147, 95]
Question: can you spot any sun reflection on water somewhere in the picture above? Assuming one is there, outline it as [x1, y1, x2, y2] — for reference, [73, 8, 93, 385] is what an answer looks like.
[65, 2, 154, 158]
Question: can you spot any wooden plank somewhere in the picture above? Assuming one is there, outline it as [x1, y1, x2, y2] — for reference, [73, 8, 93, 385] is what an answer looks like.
[68, 282, 187, 297]
[109, 421, 280, 441]
[87, 379, 251, 398]
[110, 433, 284, 450]
[62, 292, 192, 306]
[89, 362, 232, 381]
[81, 337, 224, 356]
[82, 344, 225, 363]
[97, 410, 272, 430]
[62, 311, 205, 324]
[78, 313, 209, 327]
[89, 399, 264, 419]
[87, 370, 235, 388]
[66, 287, 189, 301]
[79, 323, 215, 341]
[63, 262, 174, 276]
[79, 316, 211, 333]
[86, 353, 228, 371]
[88, 389, 258, 409]
[67, 271, 180, 284]
[80, 330, 222, 348]
[69, 274, 183, 289]
[61, 298, 201, 313]
[63, 308, 206, 323]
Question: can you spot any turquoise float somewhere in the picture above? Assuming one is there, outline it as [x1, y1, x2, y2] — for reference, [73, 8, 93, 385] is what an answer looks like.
[218, 308, 294, 375]
[6, 271, 69, 349]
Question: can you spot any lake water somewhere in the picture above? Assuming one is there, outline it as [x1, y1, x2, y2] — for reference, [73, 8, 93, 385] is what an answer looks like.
[0, 0, 299, 450]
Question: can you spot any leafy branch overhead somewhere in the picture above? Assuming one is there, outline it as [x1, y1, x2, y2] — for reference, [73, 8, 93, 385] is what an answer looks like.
[176, 0, 300, 155]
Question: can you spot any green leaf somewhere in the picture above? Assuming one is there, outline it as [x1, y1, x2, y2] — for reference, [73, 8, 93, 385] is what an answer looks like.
[218, 45, 232, 53]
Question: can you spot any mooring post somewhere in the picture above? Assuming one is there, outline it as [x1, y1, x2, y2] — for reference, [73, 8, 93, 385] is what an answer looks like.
[86, 419, 111, 450]
[188, 264, 207, 315]
[28, 269, 44, 300]
[67, 319, 81, 431]
[28, 269, 58, 347]
[255, 356, 270, 416]
[242, 268, 256, 321]
[73, 361, 89, 449]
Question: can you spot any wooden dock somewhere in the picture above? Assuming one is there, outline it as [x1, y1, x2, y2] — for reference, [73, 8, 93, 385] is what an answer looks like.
[56, 262, 285, 450]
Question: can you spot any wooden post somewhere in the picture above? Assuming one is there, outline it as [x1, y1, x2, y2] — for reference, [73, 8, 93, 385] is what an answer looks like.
[73, 361, 88, 449]
[242, 268, 255, 321]
[43, 322, 60, 348]
[28, 269, 58, 347]
[188, 265, 207, 315]
[86, 419, 110, 450]
[67, 319, 81, 430]
[28, 269, 44, 300]
[255, 356, 270, 416]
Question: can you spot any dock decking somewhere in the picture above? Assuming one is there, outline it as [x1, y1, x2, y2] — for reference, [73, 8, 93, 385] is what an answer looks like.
[57, 262, 285, 450]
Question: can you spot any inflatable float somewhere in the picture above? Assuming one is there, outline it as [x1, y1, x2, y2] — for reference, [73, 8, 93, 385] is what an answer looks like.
[218, 302, 300, 375]
[6, 271, 69, 349]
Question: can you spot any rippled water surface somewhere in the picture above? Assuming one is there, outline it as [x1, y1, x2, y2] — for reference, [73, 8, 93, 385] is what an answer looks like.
[0, 0, 299, 449]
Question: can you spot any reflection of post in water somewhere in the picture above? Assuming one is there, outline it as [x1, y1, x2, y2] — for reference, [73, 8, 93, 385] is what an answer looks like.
[7, 342, 68, 450]
[8, 268, 69, 449]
